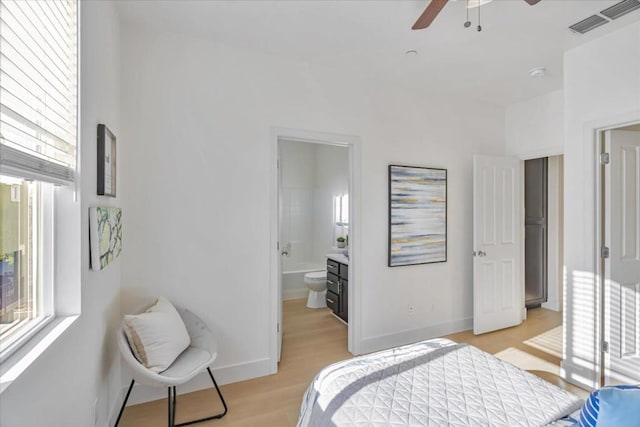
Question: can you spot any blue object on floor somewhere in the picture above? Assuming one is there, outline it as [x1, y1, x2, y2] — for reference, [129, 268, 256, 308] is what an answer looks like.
[578, 385, 640, 427]
[597, 387, 640, 426]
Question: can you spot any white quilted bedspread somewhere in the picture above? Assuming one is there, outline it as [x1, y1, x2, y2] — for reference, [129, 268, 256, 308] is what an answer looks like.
[298, 338, 582, 427]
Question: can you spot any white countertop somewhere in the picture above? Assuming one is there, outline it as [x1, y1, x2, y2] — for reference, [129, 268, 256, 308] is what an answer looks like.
[326, 253, 349, 265]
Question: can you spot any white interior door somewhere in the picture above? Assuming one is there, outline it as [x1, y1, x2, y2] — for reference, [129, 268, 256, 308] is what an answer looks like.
[473, 155, 523, 335]
[604, 129, 640, 385]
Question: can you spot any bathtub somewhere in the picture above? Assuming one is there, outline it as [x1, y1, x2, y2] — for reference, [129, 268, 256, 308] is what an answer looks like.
[282, 262, 325, 301]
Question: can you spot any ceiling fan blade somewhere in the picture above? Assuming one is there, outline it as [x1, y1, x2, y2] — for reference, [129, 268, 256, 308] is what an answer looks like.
[523, 0, 542, 5]
[412, 0, 449, 30]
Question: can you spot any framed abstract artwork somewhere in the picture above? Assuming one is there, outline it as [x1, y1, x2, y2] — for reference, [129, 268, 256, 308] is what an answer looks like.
[97, 124, 116, 197]
[89, 207, 122, 271]
[388, 165, 447, 267]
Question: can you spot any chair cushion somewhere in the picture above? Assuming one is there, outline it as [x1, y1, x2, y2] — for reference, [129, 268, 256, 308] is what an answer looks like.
[160, 347, 213, 382]
[123, 296, 191, 373]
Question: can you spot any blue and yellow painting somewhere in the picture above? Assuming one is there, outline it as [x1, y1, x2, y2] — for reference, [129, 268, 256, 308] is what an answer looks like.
[389, 165, 447, 266]
[89, 207, 122, 270]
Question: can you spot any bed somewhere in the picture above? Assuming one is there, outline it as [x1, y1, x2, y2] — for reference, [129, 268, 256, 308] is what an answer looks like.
[298, 338, 583, 427]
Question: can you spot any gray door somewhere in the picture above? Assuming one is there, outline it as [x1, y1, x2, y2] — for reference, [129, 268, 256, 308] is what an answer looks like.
[525, 158, 548, 307]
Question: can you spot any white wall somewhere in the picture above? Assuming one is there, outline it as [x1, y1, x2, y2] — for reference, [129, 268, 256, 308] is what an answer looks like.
[119, 24, 505, 402]
[280, 140, 317, 270]
[562, 22, 640, 389]
[0, 2, 123, 426]
[506, 89, 564, 159]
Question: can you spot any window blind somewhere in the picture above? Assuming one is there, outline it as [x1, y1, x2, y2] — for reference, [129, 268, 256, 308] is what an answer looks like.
[0, 0, 77, 185]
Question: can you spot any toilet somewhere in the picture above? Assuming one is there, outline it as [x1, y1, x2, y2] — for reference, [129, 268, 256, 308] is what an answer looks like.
[304, 271, 327, 309]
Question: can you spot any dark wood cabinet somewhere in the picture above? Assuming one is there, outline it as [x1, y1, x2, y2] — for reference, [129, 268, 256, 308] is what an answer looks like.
[326, 258, 348, 323]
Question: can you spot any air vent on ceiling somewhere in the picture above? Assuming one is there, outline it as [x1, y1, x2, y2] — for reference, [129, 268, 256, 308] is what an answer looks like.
[569, 15, 609, 34]
[600, 0, 640, 20]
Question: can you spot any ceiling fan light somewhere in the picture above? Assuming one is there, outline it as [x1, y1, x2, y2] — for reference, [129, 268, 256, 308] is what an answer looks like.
[467, 0, 493, 9]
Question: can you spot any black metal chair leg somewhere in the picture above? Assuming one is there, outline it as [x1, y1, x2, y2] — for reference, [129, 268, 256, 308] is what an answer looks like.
[172, 386, 177, 427]
[207, 367, 228, 419]
[115, 369, 227, 427]
[168, 387, 173, 427]
[173, 368, 228, 427]
[114, 379, 135, 427]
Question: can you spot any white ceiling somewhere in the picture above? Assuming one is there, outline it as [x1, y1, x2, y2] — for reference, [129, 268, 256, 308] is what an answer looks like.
[116, 0, 640, 107]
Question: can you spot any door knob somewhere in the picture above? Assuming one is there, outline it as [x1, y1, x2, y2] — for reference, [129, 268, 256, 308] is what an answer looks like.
[474, 250, 486, 257]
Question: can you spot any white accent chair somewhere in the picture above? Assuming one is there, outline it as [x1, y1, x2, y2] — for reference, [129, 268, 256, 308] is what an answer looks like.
[115, 307, 228, 427]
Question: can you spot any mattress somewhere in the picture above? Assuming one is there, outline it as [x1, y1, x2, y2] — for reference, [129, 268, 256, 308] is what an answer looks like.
[298, 338, 583, 427]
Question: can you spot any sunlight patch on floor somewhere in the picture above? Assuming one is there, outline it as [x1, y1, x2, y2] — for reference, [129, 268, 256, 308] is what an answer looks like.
[523, 325, 563, 359]
[494, 347, 561, 376]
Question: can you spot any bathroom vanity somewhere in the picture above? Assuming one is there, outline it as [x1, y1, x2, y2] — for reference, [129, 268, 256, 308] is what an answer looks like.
[326, 255, 348, 323]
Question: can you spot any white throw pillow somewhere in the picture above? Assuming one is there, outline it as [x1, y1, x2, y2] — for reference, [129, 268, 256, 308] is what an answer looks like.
[122, 296, 191, 373]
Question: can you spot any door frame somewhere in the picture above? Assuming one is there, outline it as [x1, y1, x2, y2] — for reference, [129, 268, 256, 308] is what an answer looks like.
[268, 127, 362, 374]
[513, 153, 562, 321]
[593, 114, 640, 386]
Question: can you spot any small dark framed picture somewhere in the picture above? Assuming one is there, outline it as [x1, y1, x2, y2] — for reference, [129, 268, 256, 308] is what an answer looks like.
[97, 124, 116, 197]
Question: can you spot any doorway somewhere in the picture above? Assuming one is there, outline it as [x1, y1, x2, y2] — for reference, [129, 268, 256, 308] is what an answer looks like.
[278, 138, 349, 361]
[525, 157, 548, 308]
[269, 128, 361, 374]
[524, 155, 564, 311]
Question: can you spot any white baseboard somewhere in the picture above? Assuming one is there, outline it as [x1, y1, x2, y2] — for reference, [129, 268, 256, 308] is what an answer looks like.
[113, 357, 271, 412]
[283, 289, 309, 301]
[542, 299, 561, 312]
[359, 317, 473, 355]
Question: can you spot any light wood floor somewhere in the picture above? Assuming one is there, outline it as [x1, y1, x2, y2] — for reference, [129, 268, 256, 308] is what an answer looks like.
[118, 299, 586, 427]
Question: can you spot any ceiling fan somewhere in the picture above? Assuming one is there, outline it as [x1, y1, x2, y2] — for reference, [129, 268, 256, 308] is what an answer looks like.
[412, 0, 542, 30]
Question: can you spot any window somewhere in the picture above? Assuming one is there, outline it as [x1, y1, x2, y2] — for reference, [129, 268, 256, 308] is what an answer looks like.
[0, 176, 53, 357]
[334, 194, 349, 243]
[334, 194, 349, 226]
[0, 0, 78, 361]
